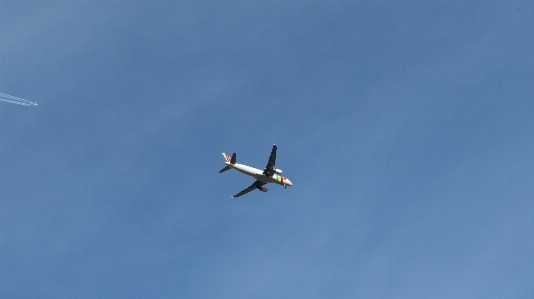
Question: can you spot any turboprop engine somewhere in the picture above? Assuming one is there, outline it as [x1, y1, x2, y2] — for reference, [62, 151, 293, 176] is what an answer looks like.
[259, 186, 269, 192]
[274, 169, 282, 174]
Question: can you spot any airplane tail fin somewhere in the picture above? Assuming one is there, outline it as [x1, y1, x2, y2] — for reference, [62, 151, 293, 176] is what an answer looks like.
[222, 152, 236, 164]
[220, 152, 236, 173]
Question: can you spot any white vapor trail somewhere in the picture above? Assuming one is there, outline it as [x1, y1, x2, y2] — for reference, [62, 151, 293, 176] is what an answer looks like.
[0, 93, 38, 106]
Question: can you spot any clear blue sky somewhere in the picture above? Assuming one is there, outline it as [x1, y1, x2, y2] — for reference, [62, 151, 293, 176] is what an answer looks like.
[1, 2, 533, 298]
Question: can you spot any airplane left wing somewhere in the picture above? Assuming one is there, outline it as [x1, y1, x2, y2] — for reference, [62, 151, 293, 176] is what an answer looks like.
[232, 180, 266, 198]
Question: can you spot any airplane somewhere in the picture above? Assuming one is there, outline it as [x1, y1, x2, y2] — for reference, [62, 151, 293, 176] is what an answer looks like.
[219, 144, 293, 198]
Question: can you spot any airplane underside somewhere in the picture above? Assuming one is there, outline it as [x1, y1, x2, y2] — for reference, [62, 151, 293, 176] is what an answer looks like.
[220, 144, 292, 198]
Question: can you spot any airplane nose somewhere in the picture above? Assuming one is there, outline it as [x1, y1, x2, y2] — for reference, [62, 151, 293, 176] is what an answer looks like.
[285, 179, 293, 186]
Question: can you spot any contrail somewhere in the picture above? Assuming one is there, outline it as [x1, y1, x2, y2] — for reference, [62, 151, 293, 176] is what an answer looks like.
[0, 93, 37, 106]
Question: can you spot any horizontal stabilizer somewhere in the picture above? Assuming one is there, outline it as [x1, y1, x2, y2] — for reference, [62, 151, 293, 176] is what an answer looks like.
[219, 165, 231, 173]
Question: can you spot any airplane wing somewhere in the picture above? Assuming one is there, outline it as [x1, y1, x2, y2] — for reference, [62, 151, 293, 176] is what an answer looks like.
[232, 180, 266, 198]
[262, 144, 277, 177]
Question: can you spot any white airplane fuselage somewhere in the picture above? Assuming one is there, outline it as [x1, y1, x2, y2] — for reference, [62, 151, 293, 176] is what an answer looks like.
[225, 162, 293, 187]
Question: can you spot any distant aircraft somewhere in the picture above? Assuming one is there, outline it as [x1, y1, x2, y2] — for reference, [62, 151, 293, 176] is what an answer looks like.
[0, 93, 37, 106]
[220, 144, 293, 198]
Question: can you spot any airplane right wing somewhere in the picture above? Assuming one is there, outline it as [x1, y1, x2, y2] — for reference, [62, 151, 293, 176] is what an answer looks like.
[262, 144, 277, 177]
[232, 180, 266, 198]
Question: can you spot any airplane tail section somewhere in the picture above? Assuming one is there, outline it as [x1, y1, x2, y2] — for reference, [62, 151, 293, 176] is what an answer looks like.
[222, 152, 236, 164]
[220, 152, 236, 173]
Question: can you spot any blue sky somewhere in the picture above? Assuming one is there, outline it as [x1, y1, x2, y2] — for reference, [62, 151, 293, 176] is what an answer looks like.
[1, 1, 533, 298]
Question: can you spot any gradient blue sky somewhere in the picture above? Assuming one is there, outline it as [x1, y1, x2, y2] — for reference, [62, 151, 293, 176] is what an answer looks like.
[1, 1, 533, 298]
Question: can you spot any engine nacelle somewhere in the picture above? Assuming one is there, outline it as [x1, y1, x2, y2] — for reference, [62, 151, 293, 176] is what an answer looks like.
[274, 169, 282, 174]
[259, 186, 268, 192]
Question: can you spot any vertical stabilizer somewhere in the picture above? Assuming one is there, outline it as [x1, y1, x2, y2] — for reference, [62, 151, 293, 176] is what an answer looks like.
[222, 152, 236, 164]
[220, 152, 236, 173]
